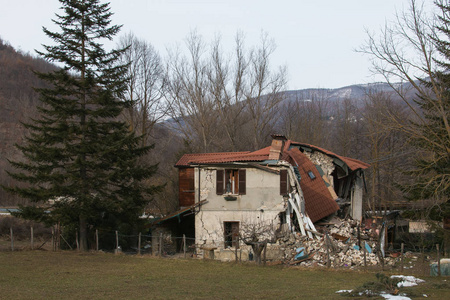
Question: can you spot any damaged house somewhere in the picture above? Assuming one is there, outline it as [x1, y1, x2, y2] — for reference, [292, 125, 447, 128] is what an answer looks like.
[161, 135, 369, 260]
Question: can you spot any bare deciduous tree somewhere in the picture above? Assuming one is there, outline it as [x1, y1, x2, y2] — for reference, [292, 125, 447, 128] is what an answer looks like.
[207, 33, 249, 151]
[280, 90, 331, 148]
[360, 0, 449, 251]
[165, 31, 287, 153]
[165, 31, 219, 152]
[239, 220, 277, 265]
[118, 33, 167, 146]
[360, 0, 449, 199]
[245, 33, 288, 150]
[361, 89, 411, 213]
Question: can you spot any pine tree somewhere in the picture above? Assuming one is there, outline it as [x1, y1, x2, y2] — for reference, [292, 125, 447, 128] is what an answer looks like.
[4, 0, 161, 251]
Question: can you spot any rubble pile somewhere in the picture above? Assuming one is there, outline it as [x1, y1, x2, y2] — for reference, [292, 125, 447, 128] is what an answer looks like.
[304, 151, 334, 177]
[277, 218, 396, 268]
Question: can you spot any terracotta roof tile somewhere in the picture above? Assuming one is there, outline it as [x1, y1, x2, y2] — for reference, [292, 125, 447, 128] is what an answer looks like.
[175, 152, 250, 167]
[175, 148, 271, 167]
[175, 141, 370, 173]
[287, 148, 340, 223]
[193, 154, 269, 164]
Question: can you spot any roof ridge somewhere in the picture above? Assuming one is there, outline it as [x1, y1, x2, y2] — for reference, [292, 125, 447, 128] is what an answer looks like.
[184, 151, 250, 156]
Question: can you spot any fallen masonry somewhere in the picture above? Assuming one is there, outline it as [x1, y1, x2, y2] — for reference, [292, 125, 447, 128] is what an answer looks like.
[276, 217, 396, 268]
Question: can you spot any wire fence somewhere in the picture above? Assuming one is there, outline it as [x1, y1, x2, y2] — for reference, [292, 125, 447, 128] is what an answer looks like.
[1, 223, 250, 262]
[1, 224, 199, 257]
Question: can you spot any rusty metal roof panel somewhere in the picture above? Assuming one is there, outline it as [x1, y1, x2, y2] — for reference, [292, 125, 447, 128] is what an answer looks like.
[287, 148, 339, 223]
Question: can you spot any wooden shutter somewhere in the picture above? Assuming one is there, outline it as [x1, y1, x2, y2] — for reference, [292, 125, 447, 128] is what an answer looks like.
[238, 169, 246, 195]
[280, 169, 288, 196]
[216, 169, 224, 195]
[179, 168, 195, 206]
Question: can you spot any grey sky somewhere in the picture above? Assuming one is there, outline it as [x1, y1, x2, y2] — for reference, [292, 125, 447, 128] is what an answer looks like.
[0, 0, 416, 89]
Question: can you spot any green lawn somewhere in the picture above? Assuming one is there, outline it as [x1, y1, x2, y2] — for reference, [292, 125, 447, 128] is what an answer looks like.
[0, 251, 448, 299]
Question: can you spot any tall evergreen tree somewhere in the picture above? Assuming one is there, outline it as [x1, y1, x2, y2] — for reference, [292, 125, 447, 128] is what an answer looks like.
[4, 0, 161, 251]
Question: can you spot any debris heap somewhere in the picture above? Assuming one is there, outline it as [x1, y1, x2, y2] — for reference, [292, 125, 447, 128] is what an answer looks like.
[277, 218, 396, 268]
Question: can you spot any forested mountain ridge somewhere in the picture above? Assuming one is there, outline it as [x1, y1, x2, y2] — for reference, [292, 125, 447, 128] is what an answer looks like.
[0, 38, 412, 213]
[284, 81, 417, 106]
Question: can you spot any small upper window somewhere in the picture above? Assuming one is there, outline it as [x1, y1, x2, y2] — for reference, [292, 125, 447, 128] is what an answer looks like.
[216, 169, 246, 195]
[307, 171, 316, 179]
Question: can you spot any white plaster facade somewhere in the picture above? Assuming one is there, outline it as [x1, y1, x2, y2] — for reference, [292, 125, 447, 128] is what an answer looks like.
[193, 166, 287, 257]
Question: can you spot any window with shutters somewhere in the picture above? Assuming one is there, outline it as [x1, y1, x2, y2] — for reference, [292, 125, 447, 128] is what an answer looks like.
[216, 169, 246, 195]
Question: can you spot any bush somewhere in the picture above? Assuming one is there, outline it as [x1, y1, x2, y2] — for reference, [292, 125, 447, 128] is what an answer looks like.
[342, 273, 403, 297]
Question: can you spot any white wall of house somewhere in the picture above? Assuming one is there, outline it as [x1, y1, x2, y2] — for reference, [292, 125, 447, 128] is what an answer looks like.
[194, 166, 286, 256]
[351, 174, 364, 221]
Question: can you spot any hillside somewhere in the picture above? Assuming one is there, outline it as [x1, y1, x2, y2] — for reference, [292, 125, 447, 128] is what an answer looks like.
[0, 39, 56, 205]
[284, 81, 416, 107]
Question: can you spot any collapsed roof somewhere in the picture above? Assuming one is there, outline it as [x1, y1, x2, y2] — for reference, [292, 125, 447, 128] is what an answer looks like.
[175, 137, 369, 223]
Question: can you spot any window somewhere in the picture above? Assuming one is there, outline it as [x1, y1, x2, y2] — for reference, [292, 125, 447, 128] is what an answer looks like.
[280, 169, 289, 196]
[224, 221, 239, 248]
[307, 171, 316, 179]
[216, 169, 246, 195]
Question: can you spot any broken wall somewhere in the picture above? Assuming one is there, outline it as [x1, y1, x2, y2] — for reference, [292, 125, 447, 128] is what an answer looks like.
[305, 150, 364, 221]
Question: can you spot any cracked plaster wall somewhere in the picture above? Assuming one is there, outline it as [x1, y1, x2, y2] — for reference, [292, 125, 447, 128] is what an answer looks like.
[195, 167, 286, 252]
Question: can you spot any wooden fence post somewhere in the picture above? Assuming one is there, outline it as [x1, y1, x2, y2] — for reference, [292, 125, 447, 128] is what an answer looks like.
[57, 222, 61, 251]
[76, 231, 79, 251]
[363, 241, 367, 270]
[437, 244, 441, 277]
[31, 226, 34, 250]
[401, 243, 404, 272]
[159, 233, 163, 256]
[96, 229, 99, 251]
[51, 227, 55, 251]
[10, 227, 14, 252]
[183, 234, 186, 258]
[325, 233, 331, 269]
[138, 232, 141, 255]
[357, 225, 361, 249]
[115, 230, 119, 253]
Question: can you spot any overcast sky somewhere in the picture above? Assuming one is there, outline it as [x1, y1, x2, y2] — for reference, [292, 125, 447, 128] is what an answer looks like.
[0, 0, 419, 90]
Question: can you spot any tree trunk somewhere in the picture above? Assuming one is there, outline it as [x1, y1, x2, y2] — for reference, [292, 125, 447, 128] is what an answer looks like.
[79, 215, 88, 251]
[252, 243, 266, 265]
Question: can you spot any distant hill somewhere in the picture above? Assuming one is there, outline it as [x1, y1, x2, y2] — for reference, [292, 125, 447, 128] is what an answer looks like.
[285, 81, 416, 106]
[0, 38, 57, 205]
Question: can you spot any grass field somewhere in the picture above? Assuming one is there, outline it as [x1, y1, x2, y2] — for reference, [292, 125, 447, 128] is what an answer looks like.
[0, 251, 448, 299]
